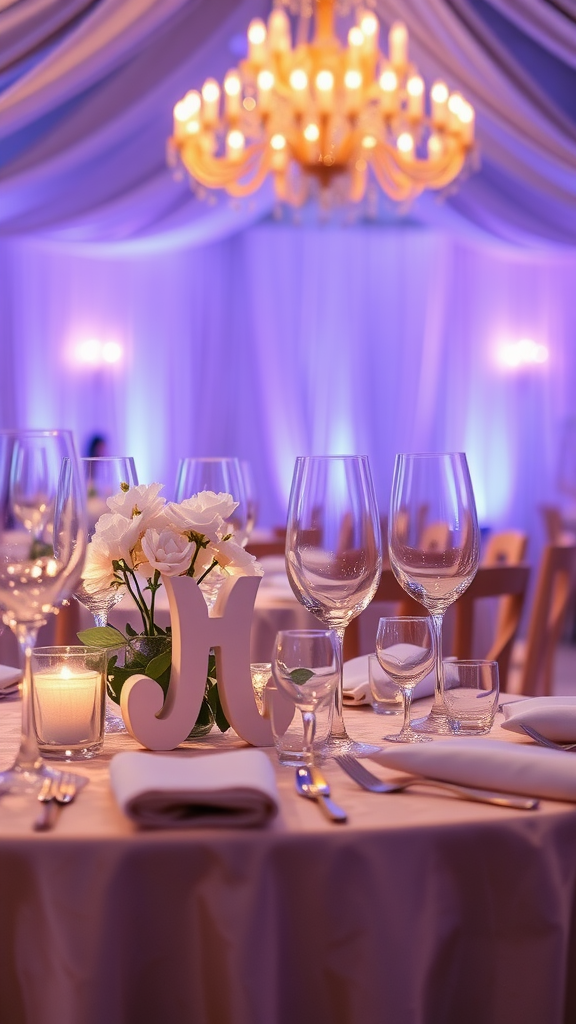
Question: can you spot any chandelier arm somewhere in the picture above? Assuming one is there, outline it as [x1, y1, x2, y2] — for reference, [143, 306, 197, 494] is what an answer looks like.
[375, 142, 467, 188]
[179, 141, 267, 189]
[370, 152, 423, 202]
[225, 153, 272, 197]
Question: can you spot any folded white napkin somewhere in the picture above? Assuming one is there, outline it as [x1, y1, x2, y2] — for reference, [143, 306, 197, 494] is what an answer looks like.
[0, 665, 21, 696]
[343, 654, 448, 706]
[371, 738, 576, 802]
[110, 749, 279, 829]
[501, 697, 576, 742]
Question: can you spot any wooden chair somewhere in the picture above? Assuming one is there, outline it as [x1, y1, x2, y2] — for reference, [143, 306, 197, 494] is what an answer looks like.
[483, 530, 528, 566]
[343, 569, 424, 660]
[246, 540, 286, 559]
[514, 543, 576, 696]
[452, 564, 530, 692]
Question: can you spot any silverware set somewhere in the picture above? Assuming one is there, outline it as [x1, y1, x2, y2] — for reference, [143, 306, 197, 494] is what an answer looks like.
[520, 723, 576, 752]
[295, 753, 540, 821]
[33, 773, 79, 831]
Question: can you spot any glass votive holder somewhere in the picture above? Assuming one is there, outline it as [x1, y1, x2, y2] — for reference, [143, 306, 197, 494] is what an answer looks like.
[368, 653, 402, 715]
[31, 646, 106, 760]
[265, 678, 334, 766]
[250, 662, 272, 714]
[443, 660, 499, 736]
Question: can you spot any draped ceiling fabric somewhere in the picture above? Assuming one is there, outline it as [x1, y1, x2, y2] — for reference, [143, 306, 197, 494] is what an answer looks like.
[0, 0, 576, 535]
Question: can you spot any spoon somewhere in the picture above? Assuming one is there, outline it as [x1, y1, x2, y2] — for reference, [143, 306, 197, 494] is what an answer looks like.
[295, 767, 347, 823]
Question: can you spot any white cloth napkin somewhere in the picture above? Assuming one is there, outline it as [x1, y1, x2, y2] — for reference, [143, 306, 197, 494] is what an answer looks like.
[110, 749, 279, 829]
[371, 738, 576, 802]
[0, 665, 21, 697]
[343, 654, 447, 706]
[501, 696, 576, 742]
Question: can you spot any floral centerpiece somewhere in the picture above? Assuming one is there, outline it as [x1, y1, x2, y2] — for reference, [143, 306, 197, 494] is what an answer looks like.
[78, 482, 262, 734]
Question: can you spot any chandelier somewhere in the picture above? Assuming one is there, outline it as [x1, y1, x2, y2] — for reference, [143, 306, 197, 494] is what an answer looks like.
[168, 0, 476, 207]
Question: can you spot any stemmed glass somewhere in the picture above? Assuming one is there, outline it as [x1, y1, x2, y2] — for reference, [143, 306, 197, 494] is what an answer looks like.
[285, 455, 382, 756]
[272, 630, 339, 766]
[74, 457, 138, 733]
[375, 617, 434, 743]
[388, 452, 480, 734]
[0, 429, 87, 792]
[240, 460, 257, 545]
[175, 457, 248, 544]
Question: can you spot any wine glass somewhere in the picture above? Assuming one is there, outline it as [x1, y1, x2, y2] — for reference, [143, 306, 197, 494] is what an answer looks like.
[0, 429, 87, 792]
[272, 630, 339, 766]
[285, 455, 382, 756]
[375, 617, 434, 743]
[388, 452, 480, 734]
[174, 457, 248, 543]
[75, 457, 138, 734]
[240, 460, 257, 544]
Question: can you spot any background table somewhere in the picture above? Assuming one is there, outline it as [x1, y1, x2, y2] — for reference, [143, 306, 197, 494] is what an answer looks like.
[1, 695, 576, 1024]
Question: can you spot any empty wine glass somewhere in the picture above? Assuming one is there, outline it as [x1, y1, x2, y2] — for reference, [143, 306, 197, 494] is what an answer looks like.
[0, 429, 87, 792]
[388, 452, 480, 734]
[175, 457, 248, 543]
[240, 460, 257, 544]
[272, 630, 339, 766]
[375, 617, 434, 743]
[285, 455, 382, 756]
[75, 457, 138, 734]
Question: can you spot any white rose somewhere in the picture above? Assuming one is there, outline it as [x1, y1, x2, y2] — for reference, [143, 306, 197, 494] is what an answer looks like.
[106, 483, 166, 530]
[164, 490, 237, 544]
[140, 528, 194, 577]
[212, 537, 263, 577]
[81, 533, 125, 594]
[92, 512, 142, 565]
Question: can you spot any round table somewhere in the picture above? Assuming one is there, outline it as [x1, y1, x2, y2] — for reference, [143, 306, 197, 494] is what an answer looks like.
[1, 696, 576, 1024]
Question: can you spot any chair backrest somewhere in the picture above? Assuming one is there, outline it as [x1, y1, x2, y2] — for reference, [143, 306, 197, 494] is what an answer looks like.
[245, 540, 286, 560]
[520, 543, 576, 696]
[342, 569, 424, 660]
[483, 530, 528, 566]
[540, 505, 564, 544]
[452, 565, 531, 692]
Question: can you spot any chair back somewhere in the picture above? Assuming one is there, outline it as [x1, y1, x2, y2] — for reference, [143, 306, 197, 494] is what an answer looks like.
[483, 530, 528, 566]
[452, 565, 530, 692]
[520, 543, 576, 696]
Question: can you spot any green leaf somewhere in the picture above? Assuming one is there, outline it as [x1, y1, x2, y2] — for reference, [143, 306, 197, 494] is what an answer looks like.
[289, 668, 314, 686]
[78, 625, 126, 649]
[145, 650, 172, 680]
[125, 623, 138, 638]
[207, 681, 230, 732]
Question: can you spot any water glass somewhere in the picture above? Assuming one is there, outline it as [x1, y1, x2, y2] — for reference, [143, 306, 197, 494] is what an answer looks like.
[443, 660, 499, 735]
[368, 653, 402, 715]
[31, 646, 106, 759]
[267, 678, 334, 766]
[272, 629, 339, 766]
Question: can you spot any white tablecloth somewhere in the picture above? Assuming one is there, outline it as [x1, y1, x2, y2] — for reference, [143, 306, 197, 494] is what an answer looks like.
[1, 696, 576, 1024]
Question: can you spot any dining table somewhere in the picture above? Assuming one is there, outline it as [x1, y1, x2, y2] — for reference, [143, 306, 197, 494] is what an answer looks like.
[1, 689, 576, 1024]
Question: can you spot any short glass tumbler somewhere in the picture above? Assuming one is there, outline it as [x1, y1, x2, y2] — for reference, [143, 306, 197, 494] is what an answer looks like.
[368, 653, 402, 715]
[31, 647, 106, 759]
[443, 660, 499, 735]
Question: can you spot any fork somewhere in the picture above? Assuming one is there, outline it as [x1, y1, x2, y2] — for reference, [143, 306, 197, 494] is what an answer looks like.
[33, 773, 78, 831]
[519, 723, 576, 752]
[335, 754, 539, 810]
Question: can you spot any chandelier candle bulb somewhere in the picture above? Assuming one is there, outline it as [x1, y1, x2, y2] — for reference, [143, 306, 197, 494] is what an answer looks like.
[448, 92, 465, 132]
[379, 68, 399, 116]
[270, 134, 288, 170]
[458, 101, 475, 145]
[430, 80, 449, 126]
[224, 72, 242, 118]
[344, 69, 363, 115]
[397, 132, 414, 160]
[257, 69, 275, 113]
[289, 69, 309, 113]
[347, 26, 364, 66]
[406, 76, 424, 119]
[201, 79, 220, 126]
[359, 12, 379, 53]
[316, 70, 335, 114]
[268, 9, 291, 53]
[226, 129, 245, 161]
[247, 19, 267, 65]
[389, 21, 408, 68]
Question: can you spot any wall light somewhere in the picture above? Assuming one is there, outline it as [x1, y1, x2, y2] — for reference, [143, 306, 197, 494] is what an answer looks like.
[497, 338, 549, 370]
[73, 339, 124, 367]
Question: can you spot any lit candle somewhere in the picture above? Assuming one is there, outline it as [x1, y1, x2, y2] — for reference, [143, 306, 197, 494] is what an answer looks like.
[247, 18, 267, 65]
[270, 133, 288, 171]
[344, 69, 363, 116]
[379, 67, 399, 116]
[389, 21, 408, 68]
[315, 69, 335, 114]
[430, 80, 449, 127]
[34, 668, 101, 745]
[224, 71, 242, 119]
[458, 101, 475, 145]
[289, 69, 309, 114]
[406, 75, 424, 119]
[257, 69, 275, 114]
[359, 12, 379, 53]
[397, 131, 414, 160]
[268, 9, 291, 53]
[347, 26, 364, 67]
[201, 79, 220, 127]
[447, 92, 464, 132]
[226, 129, 245, 161]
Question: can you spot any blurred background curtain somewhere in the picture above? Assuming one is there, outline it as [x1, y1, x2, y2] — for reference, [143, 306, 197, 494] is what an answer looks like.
[1, 0, 576, 532]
